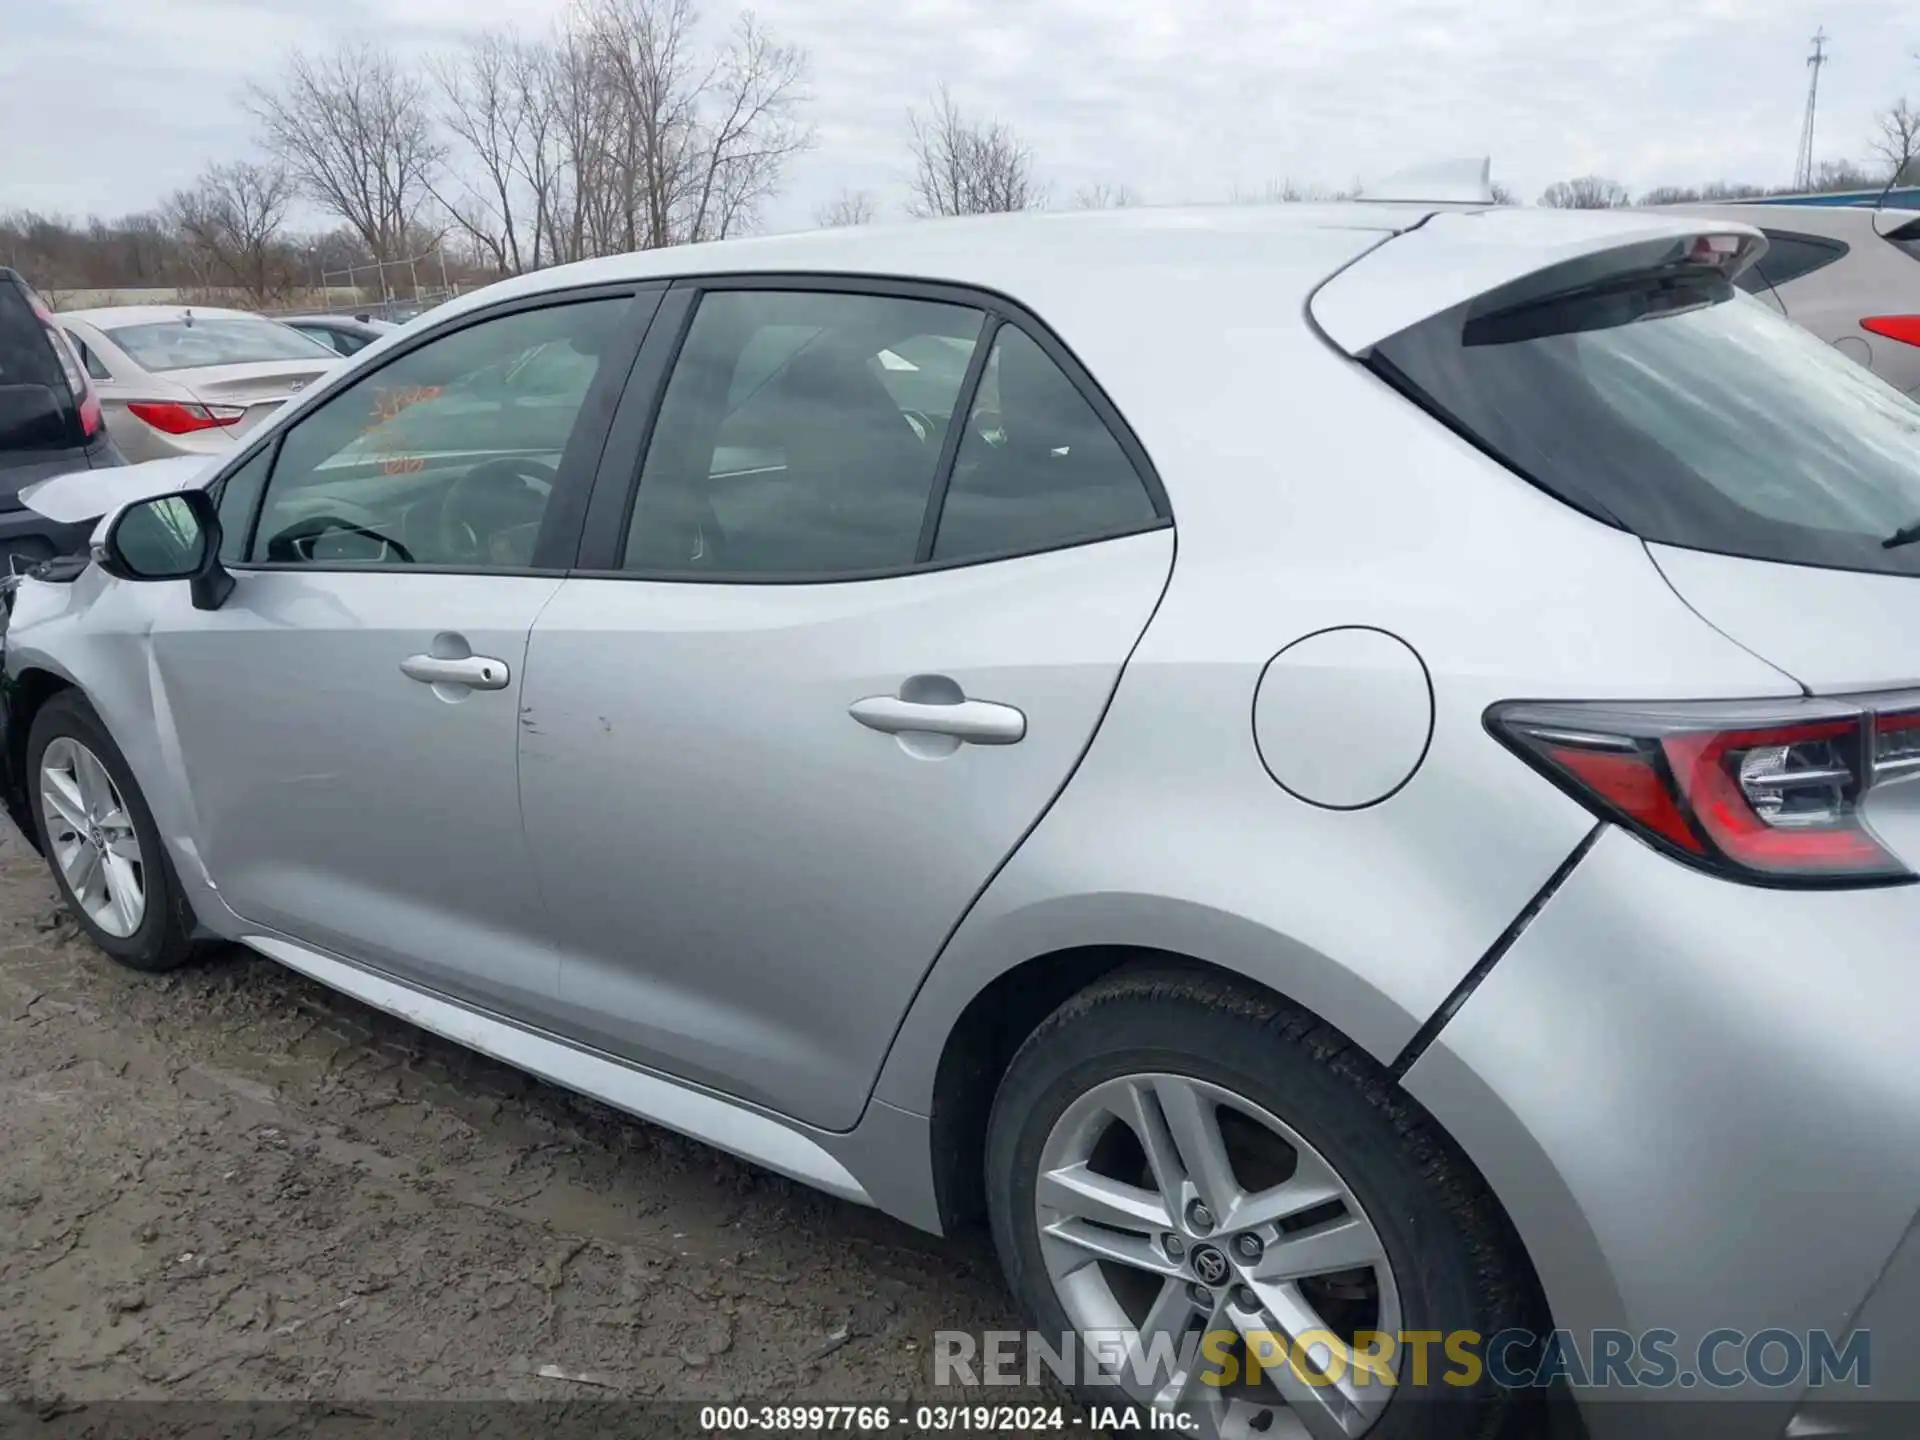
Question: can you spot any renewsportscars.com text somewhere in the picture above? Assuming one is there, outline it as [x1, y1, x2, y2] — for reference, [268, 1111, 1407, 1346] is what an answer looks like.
[934, 1327, 1872, 1392]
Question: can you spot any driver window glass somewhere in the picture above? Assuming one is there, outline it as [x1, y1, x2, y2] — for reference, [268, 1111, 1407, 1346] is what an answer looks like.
[931, 326, 1157, 563]
[248, 297, 628, 569]
[624, 289, 985, 576]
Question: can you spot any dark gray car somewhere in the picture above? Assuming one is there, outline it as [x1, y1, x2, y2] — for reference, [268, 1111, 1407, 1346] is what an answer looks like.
[0, 268, 122, 571]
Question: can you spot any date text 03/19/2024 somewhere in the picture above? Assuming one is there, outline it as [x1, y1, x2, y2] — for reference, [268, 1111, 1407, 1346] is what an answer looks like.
[697, 1405, 1193, 1432]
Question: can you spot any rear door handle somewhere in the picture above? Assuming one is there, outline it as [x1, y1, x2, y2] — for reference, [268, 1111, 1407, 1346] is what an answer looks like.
[401, 654, 511, 691]
[848, 695, 1026, 745]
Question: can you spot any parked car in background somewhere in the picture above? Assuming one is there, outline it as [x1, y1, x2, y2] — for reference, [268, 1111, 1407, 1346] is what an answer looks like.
[1653, 201, 1920, 397]
[0, 269, 123, 572]
[56, 306, 341, 464]
[10, 201, 1920, 1440]
[280, 313, 400, 358]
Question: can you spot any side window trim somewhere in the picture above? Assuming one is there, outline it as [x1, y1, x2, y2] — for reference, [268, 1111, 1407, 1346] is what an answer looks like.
[913, 315, 1001, 564]
[211, 282, 664, 577]
[577, 272, 1172, 584]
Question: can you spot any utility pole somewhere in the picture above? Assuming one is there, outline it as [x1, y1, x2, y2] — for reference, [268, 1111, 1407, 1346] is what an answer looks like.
[1795, 28, 1829, 192]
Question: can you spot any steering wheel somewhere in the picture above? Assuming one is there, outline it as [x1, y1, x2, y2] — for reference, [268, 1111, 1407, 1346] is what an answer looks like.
[437, 457, 556, 566]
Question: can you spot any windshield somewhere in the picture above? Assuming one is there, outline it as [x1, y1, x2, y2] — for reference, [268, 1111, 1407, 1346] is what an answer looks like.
[1374, 274, 1920, 577]
[106, 317, 336, 373]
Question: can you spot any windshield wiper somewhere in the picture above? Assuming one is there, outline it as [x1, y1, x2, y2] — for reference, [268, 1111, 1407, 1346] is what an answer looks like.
[1882, 519, 1920, 549]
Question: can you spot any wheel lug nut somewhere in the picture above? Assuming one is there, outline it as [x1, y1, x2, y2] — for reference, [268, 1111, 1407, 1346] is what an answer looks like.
[1186, 1200, 1215, 1233]
[1235, 1232, 1263, 1261]
[1188, 1282, 1213, 1306]
[1163, 1234, 1185, 1260]
[1233, 1285, 1260, 1311]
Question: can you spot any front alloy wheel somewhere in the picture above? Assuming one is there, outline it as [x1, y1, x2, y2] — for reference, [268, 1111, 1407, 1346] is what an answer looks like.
[40, 734, 146, 937]
[27, 689, 199, 972]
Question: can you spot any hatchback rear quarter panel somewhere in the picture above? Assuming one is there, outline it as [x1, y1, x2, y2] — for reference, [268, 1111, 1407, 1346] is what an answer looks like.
[876, 263, 1803, 1114]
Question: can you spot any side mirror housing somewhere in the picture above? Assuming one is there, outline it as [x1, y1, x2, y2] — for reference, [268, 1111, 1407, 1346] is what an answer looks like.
[93, 489, 234, 611]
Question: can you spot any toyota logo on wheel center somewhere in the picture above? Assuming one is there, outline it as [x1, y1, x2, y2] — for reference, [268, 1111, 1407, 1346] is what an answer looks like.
[1189, 1244, 1230, 1286]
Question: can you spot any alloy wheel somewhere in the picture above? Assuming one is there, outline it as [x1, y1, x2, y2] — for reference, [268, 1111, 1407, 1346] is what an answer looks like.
[40, 736, 146, 939]
[1036, 1073, 1402, 1439]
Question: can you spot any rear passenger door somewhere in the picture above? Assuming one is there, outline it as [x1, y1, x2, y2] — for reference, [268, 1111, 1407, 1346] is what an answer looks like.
[518, 280, 1175, 1130]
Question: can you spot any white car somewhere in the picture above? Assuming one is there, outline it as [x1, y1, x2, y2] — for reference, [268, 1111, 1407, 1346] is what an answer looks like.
[57, 306, 341, 464]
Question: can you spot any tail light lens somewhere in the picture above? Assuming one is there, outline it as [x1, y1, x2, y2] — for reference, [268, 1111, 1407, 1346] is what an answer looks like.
[1860, 316, 1920, 349]
[1487, 698, 1920, 886]
[26, 299, 104, 438]
[125, 401, 246, 436]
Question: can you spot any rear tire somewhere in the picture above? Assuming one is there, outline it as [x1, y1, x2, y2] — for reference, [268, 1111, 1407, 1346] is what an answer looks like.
[27, 690, 199, 973]
[985, 966, 1540, 1439]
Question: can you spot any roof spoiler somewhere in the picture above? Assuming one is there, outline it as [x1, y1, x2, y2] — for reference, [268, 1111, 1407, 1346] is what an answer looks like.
[1310, 210, 1767, 354]
[1355, 158, 1495, 206]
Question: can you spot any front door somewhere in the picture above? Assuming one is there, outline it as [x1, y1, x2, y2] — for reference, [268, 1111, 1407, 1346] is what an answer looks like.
[520, 283, 1175, 1130]
[154, 290, 651, 1019]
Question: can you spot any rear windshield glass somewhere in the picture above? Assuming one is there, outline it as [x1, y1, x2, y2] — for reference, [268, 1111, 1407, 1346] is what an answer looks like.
[106, 317, 335, 373]
[1373, 269, 1920, 577]
[0, 279, 62, 391]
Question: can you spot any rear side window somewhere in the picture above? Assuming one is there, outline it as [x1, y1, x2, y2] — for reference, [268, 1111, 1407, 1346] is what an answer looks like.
[68, 333, 112, 381]
[1373, 266, 1920, 577]
[1886, 219, 1920, 264]
[1752, 230, 1849, 288]
[933, 325, 1159, 563]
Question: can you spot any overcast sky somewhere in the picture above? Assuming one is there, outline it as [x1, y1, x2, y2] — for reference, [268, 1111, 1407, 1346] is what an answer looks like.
[4, 0, 1916, 233]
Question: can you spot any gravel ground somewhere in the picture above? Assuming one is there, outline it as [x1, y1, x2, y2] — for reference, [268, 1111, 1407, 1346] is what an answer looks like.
[0, 824, 1065, 1428]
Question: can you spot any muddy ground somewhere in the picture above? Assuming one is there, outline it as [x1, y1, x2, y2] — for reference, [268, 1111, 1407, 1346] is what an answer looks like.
[0, 824, 1068, 1431]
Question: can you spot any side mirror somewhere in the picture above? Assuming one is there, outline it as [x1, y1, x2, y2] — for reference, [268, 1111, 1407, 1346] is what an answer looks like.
[93, 489, 235, 612]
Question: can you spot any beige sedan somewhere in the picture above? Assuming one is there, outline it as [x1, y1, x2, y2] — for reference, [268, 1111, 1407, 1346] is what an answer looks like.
[57, 306, 341, 464]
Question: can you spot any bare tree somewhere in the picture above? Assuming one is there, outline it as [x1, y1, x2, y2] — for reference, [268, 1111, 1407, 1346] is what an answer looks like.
[248, 43, 445, 267]
[1229, 178, 1355, 204]
[564, 0, 812, 253]
[1872, 98, 1920, 202]
[815, 189, 877, 227]
[166, 161, 298, 304]
[1488, 180, 1518, 205]
[1538, 175, 1630, 209]
[430, 33, 564, 276]
[906, 85, 1043, 216]
[1073, 181, 1139, 209]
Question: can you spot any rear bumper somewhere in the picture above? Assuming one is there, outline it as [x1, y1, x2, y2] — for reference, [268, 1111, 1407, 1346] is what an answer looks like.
[1403, 826, 1920, 1440]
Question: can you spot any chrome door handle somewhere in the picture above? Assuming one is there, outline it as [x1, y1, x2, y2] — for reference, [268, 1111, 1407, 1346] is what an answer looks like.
[848, 695, 1026, 745]
[401, 654, 511, 690]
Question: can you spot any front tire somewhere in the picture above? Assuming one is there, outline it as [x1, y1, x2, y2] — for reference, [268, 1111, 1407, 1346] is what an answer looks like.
[27, 690, 199, 972]
[985, 967, 1538, 1439]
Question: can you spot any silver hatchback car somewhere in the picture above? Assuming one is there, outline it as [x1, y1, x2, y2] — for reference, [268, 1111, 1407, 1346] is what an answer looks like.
[4, 203, 1919, 1440]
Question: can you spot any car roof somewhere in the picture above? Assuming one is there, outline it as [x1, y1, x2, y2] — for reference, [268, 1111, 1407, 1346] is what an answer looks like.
[59, 305, 268, 327]
[428, 201, 1763, 351]
[431, 202, 1439, 318]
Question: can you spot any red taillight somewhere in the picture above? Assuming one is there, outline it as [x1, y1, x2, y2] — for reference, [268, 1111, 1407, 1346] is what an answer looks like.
[77, 392, 104, 439]
[125, 401, 246, 436]
[1860, 316, 1920, 349]
[1489, 698, 1920, 886]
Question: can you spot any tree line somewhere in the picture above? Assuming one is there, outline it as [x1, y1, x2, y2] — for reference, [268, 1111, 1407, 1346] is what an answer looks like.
[5, 1, 1917, 302]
